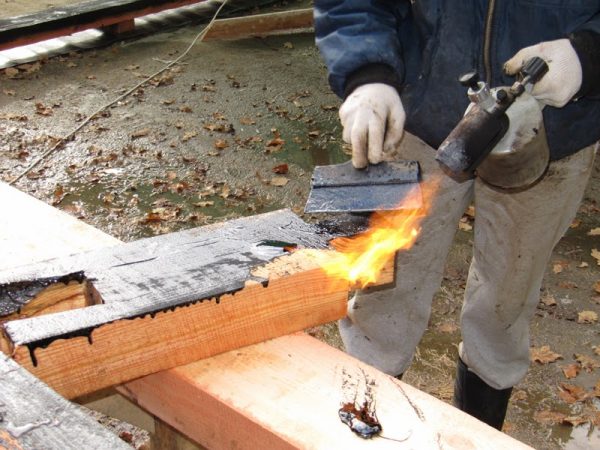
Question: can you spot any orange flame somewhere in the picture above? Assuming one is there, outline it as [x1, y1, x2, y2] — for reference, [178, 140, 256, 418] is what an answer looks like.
[312, 176, 440, 289]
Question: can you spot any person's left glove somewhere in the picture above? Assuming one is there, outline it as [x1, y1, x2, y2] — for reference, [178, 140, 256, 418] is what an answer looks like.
[504, 39, 582, 108]
[339, 83, 405, 169]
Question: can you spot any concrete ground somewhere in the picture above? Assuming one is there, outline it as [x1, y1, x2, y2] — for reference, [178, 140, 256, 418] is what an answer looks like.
[1, 3, 599, 449]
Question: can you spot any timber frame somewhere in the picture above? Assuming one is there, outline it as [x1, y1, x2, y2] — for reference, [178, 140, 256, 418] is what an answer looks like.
[0, 181, 533, 449]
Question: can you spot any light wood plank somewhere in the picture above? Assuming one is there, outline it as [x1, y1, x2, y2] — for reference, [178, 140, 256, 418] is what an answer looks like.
[123, 333, 533, 450]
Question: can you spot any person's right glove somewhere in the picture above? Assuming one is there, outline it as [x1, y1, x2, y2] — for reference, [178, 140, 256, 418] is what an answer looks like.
[504, 39, 582, 108]
[339, 83, 405, 169]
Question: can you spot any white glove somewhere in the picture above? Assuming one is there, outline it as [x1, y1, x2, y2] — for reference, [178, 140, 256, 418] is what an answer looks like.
[339, 83, 405, 169]
[504, 39, 582, 108]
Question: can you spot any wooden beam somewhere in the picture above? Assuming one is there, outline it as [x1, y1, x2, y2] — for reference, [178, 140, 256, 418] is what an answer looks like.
[1, 209, 392, 399]
[1, 181, 533, 449]
[202, 8, 314, 41]
[123, 333, 533, 449]
[0, 0, 204, 51]
[0, 354, 131, 450]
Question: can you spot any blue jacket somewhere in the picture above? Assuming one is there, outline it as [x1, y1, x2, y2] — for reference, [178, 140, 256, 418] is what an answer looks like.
[315, 0, 600, 160]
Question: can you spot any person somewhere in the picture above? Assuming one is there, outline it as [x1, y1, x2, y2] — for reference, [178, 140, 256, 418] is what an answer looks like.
[314, 0, 600, 430]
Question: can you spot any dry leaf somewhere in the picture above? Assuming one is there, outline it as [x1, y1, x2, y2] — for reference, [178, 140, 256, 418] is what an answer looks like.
[577, 310, 598, 324]
[558, 383, 588, 404]
[553, 264, 564, 274]
[594, 281, 600, 294]
[283, 42, 294, 49]
[587, 227, 600, 236]
[531, 345, 563, 364]
[592, 345, 600, 356]
[458, 218, 472, 232]
[561, 363, 580, 379]
[563, 415, 589, 426]
[270, 176, 289, 187]
[436, 322, 458, 333]
[272, 164, 289, 174]
[182, 131, 198, 142]
[240, 117, 255, 125]
[534, 410, 566, 425]
[214, 139, 228, 150]
[131, 128, 150, 139]
[35, 102, 53, 116]
[592, 248, 600, 265]
[570, 218, 581, 229]
[579, 262, 589, 268]
[194, 201, 214, 208]
[541, 295, 557, 307]
[574, 354, 600, 372]
[4, 67, 19, 78]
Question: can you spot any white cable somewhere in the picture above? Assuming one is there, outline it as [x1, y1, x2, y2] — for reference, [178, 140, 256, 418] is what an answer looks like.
[9, 0, 229, 186]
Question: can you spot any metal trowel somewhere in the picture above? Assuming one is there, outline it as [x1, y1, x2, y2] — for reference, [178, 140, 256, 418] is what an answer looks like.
[304, 159, 422, 213]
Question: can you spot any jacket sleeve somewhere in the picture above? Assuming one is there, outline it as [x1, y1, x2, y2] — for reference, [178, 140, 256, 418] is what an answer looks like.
[570, 12, 600, 98]
[314, 0, 409, 98]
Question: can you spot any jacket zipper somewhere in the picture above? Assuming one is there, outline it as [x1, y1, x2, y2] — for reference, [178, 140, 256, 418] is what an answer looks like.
[483, 0, 497, 84]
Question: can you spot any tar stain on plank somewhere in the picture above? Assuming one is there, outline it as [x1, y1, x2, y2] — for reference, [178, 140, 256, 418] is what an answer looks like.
[0, 272, 86, 317]
[1, 210, 332, 351]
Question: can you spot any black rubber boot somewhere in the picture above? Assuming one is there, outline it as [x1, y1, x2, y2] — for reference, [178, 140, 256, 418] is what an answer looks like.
[453, 357, 512, 430]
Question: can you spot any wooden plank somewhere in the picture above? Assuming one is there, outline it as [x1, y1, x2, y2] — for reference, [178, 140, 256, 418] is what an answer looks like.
[202, 8, 314, 41]
[0, 183, 120, 270]
[1, 210, 365, 398]
[0, 354, 131, 450]
[1, 208, 392, 399]
[0, 0, 204, 50]
[123, 333, 533, 450]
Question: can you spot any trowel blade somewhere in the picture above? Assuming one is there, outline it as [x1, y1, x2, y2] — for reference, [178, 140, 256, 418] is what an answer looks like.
[304, 160, 422, 213]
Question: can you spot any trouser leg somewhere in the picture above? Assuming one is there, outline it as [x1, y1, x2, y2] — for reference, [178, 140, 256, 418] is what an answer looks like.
[339, 134, 474, 375]
[459, 145, 597, 390]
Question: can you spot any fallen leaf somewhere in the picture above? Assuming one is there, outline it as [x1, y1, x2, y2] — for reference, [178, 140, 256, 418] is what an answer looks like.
[272, 163, 289, 174]
[577, 310, 598, 324]
[592, 248, 600, 265]
[594, 281, 600, 294]
[531, 345, 563, 364]
[458, 218, 472, 232]
[579, 262, 589, 268]
[240, 117, 255, 125]
[558, 383, 588, 404]
[35, 102, 53, 116]
[214, 139, 228, 150]
[3, 89, 15, 96]
[574, 354, 600, 372]
[179, 105, 193, 113]
[436, 322, 458, 333]
[4, 67, 19, 78]
[561, 363, 580, 379]
[194, 201, 214, 208]
[593, 345, 600, 356]
[553, 264, 564, 274]
[558, 281, 577, 289]
[52, 185, 66, 206]
[283, 42, 294, 49]
[563, 415, 589, 427]
[182, 131, 198, 142]
[270, 176, 289, 187]
[541, 295, 557, 307]
[534, 410, 566, 425]
[131, 128, 150, 139]
[594, 380, 600, 397]
[588, 227, 600, 236]
[570, 218, 581, 229]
